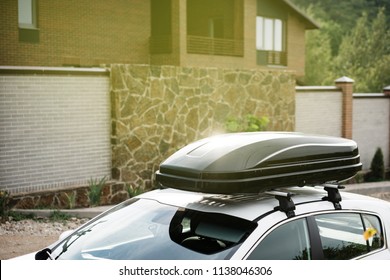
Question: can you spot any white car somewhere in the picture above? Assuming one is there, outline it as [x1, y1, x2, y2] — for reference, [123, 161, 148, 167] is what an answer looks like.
[17, 132, 390, 260]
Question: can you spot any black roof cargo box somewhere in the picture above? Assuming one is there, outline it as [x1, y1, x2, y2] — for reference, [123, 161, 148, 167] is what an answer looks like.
[155, 132, 362, 194]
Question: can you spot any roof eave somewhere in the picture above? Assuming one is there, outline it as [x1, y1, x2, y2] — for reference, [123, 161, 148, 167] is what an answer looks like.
[283, 0, 320, 30]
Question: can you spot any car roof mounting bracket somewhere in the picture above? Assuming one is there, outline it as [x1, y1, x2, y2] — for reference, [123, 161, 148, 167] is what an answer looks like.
[321, 183, 344, 210]
[266, 191, 296, 218]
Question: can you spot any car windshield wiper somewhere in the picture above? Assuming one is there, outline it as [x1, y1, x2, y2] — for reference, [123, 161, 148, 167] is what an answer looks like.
[35, 221, 104, 260]
[35, 248, 54, 260]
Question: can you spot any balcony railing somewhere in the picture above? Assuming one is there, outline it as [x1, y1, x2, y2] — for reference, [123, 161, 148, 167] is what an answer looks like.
[150, 35, 172, 54]
[257, 50, 287, 66]
[187, 36, 244, 57]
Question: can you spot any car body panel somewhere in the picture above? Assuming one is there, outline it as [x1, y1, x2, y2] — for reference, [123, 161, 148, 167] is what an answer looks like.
[11, 186, 390, 260]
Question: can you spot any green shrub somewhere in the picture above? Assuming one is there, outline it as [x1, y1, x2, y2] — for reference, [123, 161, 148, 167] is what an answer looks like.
[49, 210, 71, 222]
[225, 114, 269, 133]
[8, 211, 35, 221]
[88, 176, 107, 207]
[126, 184, 143, 198]
[64, 192, 76, 209]
[365, 148, 385, 182]
[0, 190, 10, 217]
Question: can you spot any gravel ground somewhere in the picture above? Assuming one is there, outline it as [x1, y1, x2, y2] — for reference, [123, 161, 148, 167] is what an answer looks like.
[0, 217, 89, 260]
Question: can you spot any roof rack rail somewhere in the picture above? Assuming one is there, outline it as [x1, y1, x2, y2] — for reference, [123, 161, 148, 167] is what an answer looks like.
[321, 183, 344, 210]
[266, 183, 344, 217]
[266, 191, 296, 218]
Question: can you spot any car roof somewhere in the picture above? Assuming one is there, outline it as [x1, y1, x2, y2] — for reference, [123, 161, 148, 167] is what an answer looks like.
[137, 186, 378, 221]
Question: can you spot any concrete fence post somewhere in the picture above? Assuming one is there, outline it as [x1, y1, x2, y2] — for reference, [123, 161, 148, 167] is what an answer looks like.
[335, 76, 354, 139]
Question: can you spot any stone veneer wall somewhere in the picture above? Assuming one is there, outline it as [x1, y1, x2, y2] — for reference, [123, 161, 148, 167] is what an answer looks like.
[110, 64, 296, 190]
[10, 182, 128, 209]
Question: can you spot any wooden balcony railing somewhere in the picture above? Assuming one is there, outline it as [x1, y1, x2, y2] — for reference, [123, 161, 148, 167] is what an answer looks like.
[257, 50, 287, 66]
[187, 36, 244, 57]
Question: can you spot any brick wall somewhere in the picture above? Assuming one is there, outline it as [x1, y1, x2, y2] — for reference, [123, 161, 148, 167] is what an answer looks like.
[0, 0, 150, 67]
[162, 0, 308, 76]
[295, 86, 343, 137]
[1, 0, 308, 76]
[296, 81, 390, 171]
[0, 67, 111, 194]
[286, 15, 306, 78]
[353, 94, 390, 169]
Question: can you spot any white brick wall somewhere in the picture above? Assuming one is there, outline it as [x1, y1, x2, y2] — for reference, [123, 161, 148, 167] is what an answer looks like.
[295, 86, 343, 137]
[353, 94, 390, 170]
[296, 86, 390, 170]
[0, 68, 111, 194]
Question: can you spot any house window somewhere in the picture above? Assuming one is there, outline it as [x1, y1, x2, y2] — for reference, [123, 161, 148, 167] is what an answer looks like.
[18, 0, 37, 29]
[18, 0, 39, 43]
[256, 16, 283, 51]
[256, 16, 286, 66]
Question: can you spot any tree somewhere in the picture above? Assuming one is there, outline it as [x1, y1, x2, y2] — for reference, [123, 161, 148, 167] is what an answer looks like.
[365, 147, 385, 182]
[333, 8, 390, 92]
[293, 1, 390, 92]
[303, 15, 335, 85]
[225, 114, 269, 133]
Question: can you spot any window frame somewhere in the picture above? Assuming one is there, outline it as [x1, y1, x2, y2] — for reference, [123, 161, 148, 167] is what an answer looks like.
[255, 16, 287, 66]
[256, 16, 285, 52]
[18, 0, 38, 29]
[313, 212, 385, 259]
[245, 210, 386, 260]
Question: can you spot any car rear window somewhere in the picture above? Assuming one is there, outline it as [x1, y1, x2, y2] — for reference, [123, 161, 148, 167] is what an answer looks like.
[51, 198, 257, 260]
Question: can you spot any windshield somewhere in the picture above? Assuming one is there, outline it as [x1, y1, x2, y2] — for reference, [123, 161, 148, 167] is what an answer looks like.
[50, 198, 256, 260]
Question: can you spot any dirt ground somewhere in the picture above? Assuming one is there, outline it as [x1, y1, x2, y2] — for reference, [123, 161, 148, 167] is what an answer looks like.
[0, 235, 59, 260]
[0, 218, 87, 260]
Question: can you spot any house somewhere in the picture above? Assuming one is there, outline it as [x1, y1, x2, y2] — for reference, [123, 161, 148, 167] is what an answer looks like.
[0, 0, 320, 204]
[0, 0, 318, 78]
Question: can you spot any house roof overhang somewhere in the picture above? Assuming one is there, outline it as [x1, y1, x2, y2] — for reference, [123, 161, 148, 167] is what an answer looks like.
[283, 0, 320, 30]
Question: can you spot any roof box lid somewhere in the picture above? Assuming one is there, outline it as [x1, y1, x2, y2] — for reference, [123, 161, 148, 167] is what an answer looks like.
[155, 132, 362, 194]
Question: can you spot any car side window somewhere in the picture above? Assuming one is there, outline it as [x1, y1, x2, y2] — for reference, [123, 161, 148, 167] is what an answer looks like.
[314, 213, 384, 259]
[247, 218, 311, 260]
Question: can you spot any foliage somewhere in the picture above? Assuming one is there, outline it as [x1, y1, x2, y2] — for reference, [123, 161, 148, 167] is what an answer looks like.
[0, 190, 10, 217]
[303, 19, 334, 85]
[225, 114, 269, 133]
[7, 211, 35, 221]
[365, 148, 385, 182]
[126, 184, 143, 198]
[292, 0, 390, 92]
[88, 176, 107, 207]
[64, 192, 76, 209]
[292, 0, 390, 28]
[333, 9, 390, 92]
[49, 210, 71, 222]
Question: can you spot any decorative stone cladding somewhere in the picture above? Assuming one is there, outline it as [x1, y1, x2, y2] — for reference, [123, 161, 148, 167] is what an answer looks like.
[110, 64, 296, 190]
[10, 182, 128, 209]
